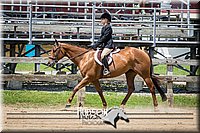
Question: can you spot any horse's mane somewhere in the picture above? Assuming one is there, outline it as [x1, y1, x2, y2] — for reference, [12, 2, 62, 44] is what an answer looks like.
[60, 43, 88, 51]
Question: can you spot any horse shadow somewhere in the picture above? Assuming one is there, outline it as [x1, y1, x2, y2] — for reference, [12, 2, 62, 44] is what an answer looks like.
[100, 107, 129, 128]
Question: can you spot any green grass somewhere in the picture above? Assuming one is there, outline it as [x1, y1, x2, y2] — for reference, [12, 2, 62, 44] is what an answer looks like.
[154, 65, 193, 75]
[2, 90, 199, 108]
[16, 63, 52, 71]
[85, 92, 159, 108]
[16, 63, 199, 75]
[16, 63, 70, 72]
[2, 90, 76, 107]
[174, 95, 199, 107]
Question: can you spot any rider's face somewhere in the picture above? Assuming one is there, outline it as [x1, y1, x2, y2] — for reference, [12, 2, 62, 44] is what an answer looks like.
[101, 18, 108, 25]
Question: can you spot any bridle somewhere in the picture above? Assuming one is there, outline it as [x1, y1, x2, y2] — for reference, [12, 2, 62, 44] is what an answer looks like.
[48, 45, 92, 66]
[49, 46, 64, 63]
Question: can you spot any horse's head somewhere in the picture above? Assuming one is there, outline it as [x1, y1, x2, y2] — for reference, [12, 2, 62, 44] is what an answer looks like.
[48, 39, 65, 67]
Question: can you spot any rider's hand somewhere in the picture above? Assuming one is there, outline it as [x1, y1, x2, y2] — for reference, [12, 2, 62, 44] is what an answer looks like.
[88, 43, 96, 49]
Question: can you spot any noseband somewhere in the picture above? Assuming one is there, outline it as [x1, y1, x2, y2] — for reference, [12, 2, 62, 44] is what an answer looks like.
[49, 46, 65, 63]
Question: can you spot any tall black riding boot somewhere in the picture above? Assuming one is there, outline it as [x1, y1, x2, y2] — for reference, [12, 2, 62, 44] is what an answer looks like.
[102, 57, 110, 75]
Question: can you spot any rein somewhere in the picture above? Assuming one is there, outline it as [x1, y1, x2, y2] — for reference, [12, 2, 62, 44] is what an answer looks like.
[45, 48, 92, 69]
[59, 48, 92, 64]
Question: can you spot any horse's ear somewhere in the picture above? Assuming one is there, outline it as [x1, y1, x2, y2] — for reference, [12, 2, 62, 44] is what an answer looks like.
[54, 38, 60, 47]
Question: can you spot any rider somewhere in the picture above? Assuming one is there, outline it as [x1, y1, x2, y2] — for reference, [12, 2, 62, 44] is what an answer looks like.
[89, 12, 115, 75]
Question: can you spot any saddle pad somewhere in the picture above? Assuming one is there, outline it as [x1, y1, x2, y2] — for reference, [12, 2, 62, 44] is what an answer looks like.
[94, 48, 120, 66]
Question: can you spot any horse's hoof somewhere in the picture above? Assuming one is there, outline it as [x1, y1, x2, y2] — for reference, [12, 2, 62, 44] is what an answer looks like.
[120, 105, 125, 110]
[65, 104, 71, 108]
[78, 102, 83, 107]
[154, 107, 159, 112]
[103, 106, 107, 110]
[162, 95, 167, 102]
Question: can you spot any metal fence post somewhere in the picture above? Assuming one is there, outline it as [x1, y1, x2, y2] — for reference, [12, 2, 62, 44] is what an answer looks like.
[187, 0, 191, 37]
[152, 8, 156, 47]
[149, 8, 157, 73]
[29, 2, 32, 45]
[180, 2, 184, 28]
[29, 3, 40, 72]
[91, 2, 96, 44]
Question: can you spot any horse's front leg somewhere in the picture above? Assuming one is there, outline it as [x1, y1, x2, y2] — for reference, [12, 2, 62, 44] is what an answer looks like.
[66, 77, 90, 108]
[92, 80, 107, 109]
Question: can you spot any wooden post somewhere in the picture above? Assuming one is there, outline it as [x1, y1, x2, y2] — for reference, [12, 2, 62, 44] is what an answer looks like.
[167, 10, 170, 21]
[71, 64, 77, 74]
[186, 47, 198, 89]
[60, 32, 62, 39]
[77, 27, 80, 39]
[77, 87, 85, 107]
[190, 47, 196, 75]
[149, 47, 154, 73]
[9, 26, 18, 73]
[137, 29, 141, 40]
[9, 44, 16, 73]
[166, 58, 173, 107]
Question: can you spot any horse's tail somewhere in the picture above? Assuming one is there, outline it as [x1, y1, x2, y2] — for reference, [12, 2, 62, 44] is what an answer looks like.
[149, 53, 167, 102]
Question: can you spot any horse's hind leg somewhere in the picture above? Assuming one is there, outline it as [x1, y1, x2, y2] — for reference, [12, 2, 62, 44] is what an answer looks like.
[144, 77, 159, 111]
[120, 70, 136, 109]
[92, 80, 107, 109]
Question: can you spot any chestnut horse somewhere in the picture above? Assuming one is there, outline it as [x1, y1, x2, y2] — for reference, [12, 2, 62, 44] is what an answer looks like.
[48, 40, 167, 110]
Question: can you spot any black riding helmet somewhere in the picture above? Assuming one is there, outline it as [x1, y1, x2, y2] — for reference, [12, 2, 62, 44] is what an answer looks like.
[100, 12, 111, 22]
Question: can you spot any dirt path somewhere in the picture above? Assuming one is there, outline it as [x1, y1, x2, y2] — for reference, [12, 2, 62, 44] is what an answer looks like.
[2, 105, 199, 132]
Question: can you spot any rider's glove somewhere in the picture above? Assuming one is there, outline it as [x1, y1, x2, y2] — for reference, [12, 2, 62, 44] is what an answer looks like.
[88, 43, 97, 49]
